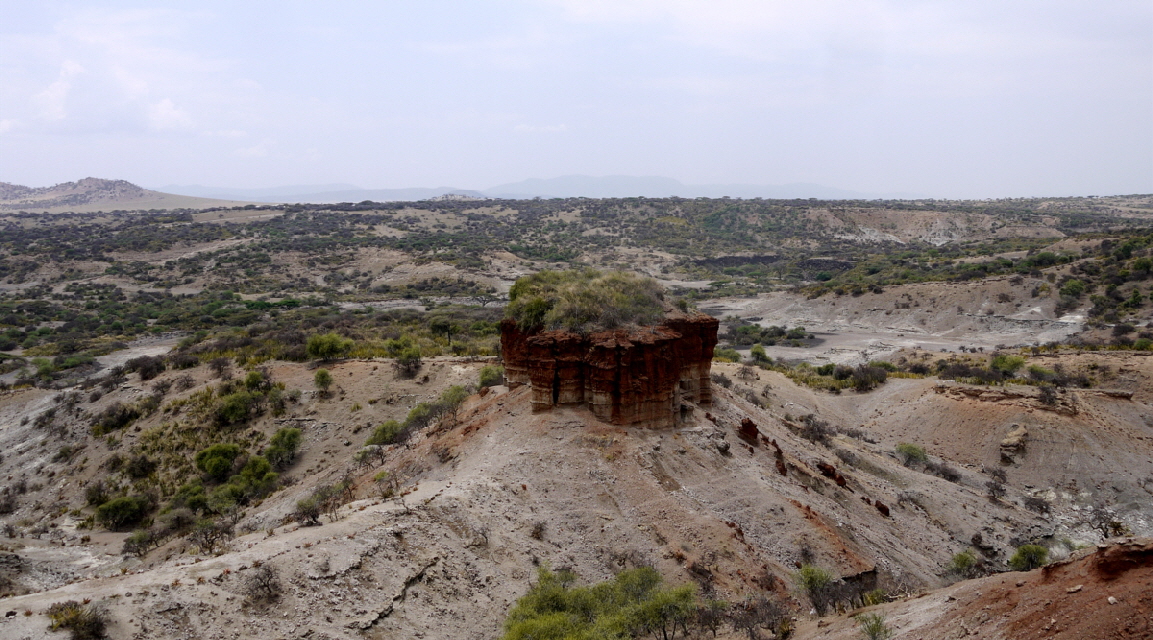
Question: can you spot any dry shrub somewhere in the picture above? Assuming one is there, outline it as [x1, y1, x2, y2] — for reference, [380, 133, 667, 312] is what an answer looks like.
[244, 565, 281, 602]
[47, 600, 108, 639]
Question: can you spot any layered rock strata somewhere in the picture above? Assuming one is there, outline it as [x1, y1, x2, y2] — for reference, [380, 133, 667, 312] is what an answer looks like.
[501, 314, 719, 428]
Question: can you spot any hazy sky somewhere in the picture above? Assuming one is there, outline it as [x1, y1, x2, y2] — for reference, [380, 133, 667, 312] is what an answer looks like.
[1, 1, 1150, 198]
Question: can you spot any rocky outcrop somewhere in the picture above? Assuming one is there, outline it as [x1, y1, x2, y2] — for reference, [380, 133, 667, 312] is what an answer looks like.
[1000, 423, 1028, 463]
[501, 314, 719, 428]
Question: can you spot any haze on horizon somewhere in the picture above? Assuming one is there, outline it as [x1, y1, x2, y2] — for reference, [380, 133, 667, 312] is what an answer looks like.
[0, 1, 1150, 200]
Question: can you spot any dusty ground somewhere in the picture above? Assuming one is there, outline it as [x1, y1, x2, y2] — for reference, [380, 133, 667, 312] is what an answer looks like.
[0, 349, 1148, 638]
[703, 274, 1088, 365]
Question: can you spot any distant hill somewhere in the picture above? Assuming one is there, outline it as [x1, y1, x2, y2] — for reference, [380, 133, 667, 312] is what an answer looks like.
[483, 175, 922, 199]
[157, 175, 921, 204]
[0, 178, 254, 213]
[158, 184, 487, 204]
[157, 183, 362, 200]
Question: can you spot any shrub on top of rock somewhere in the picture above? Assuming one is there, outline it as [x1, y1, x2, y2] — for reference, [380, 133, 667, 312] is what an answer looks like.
[505, 268, 667, 333]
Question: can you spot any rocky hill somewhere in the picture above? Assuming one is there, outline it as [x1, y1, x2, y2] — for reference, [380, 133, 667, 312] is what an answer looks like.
[0, 178, 252, 212]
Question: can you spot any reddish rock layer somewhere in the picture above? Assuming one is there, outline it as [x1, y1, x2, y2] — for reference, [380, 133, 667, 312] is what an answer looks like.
[500, 314, 719, 428]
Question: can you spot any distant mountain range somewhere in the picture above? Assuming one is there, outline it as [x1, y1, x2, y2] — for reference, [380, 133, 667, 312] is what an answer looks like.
[159, 175, 924, 203]
[0, 175, 923, 213]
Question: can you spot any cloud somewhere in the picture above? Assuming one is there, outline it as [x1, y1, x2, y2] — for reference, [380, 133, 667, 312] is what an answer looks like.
[147, 98, 193, 130]
[32, 61, 85, 121]
[234, 140, 271, 157]
[0, 120, 15, 134]
[2, 9, 248, 136]
[514, 123, 567, 133]
[204, 129, 247, 138]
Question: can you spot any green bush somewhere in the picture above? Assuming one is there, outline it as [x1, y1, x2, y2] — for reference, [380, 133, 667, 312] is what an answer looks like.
[305, 332, 353, 361]
[439, 385, 470, 418]
[294, 496, 321, 525]
[231, 455, 277, 498]
[188, 517, 232, 553]
[1134, 338, 1152, 351]
[895, 442, 928, 466]
[216, 391, 257, 425]
[479, 364, 505, 388]
[195, 443, 243, 482]
[265, 427, 302, 470]
[366, 420, 403, 446]
[792, 564, 836, 616]
[506, 268, 666, 333]
[313, 368, 333, 393]
[1027, 364, 1055, 380]
[96, 495, 150, 531]
[171, 481, 208, 513]
[713, 347, 740, 363]
[1008, 544, 1048, 571]
[1059, 279, 1086, 297]
[404, 402, 435, 430]
[208, 483, 245, 514]
[393, 347, 422, 378]
[243, 370, 266, 391]
[501, 566, 694, 640]
[990, 354, 1025, 375]
[868, 360, 897, 372]
[122, 529, 155, 557]
[945, 549, 984, 579]
[857, 612, 894, 640]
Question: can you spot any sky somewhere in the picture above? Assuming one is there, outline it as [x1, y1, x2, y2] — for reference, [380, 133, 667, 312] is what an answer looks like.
[0, 1, 1150, 198]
